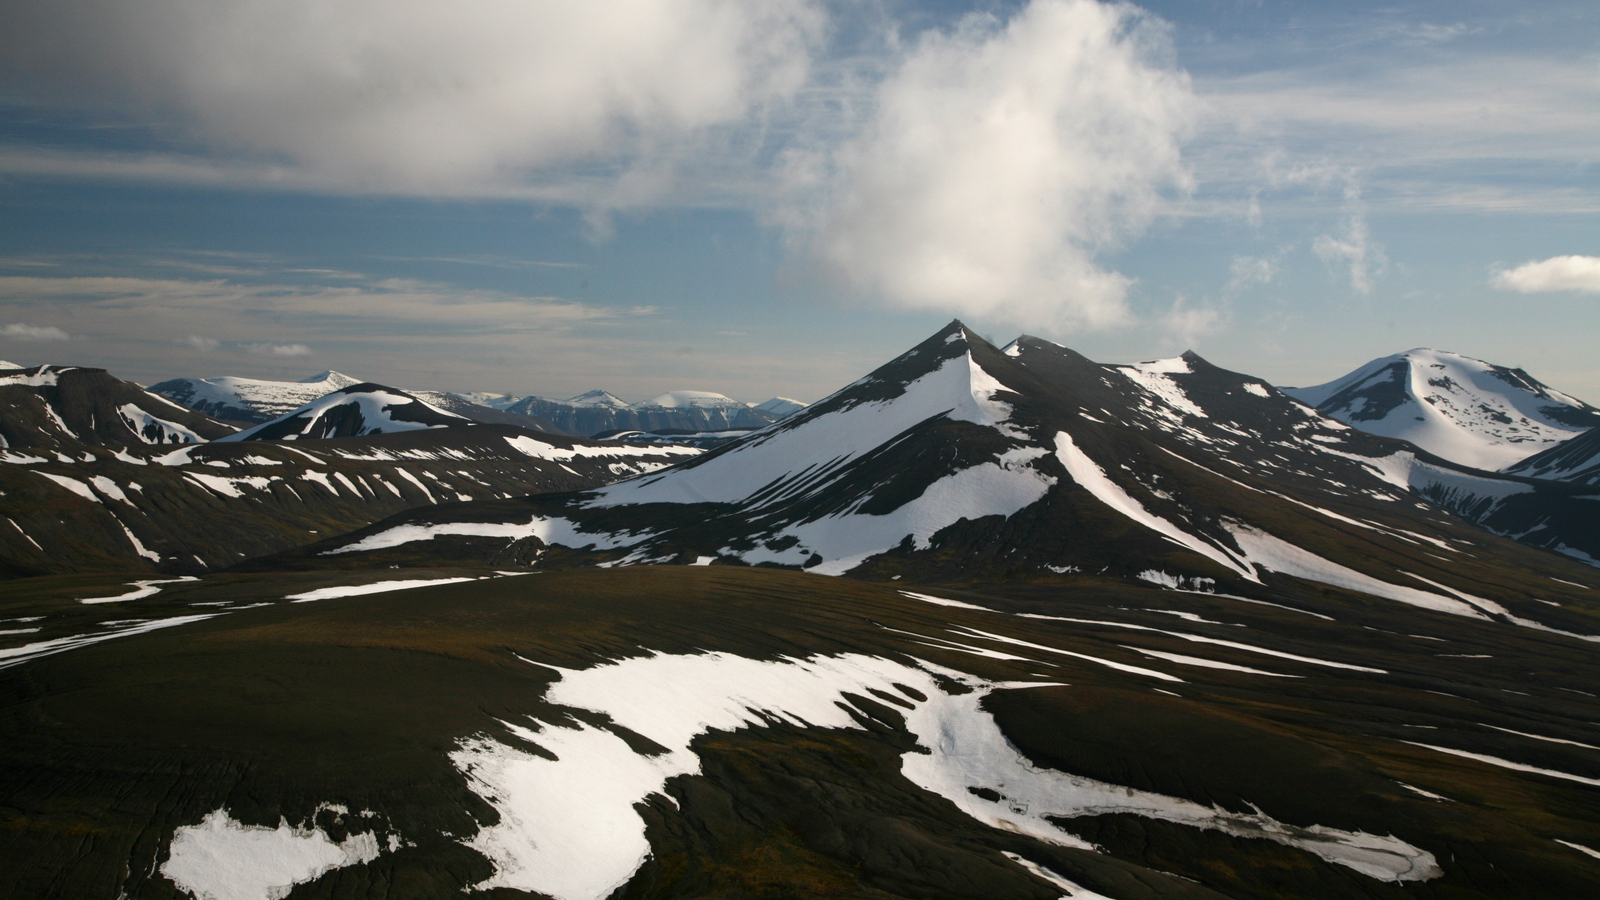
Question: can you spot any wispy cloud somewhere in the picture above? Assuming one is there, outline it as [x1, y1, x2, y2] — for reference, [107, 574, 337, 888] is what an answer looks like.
[243, 342, 311, 357]
[2, 323, 70, 341]
[796, 0, 1195, 334]
[1492, 256, 1600, 294]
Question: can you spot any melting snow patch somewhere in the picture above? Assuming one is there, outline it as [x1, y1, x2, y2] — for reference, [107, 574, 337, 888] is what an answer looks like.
[1123, 646, 1296, 677]
[161, 808, 390, 900]
[0, 614, 217, 670]
[34, 472, 98, 502]
[287, 577, 478, 602]
[1556, 840, 1600, 861]
[1397, 783, 1449, 801]
[1226, 526, 1485, 619]
[1002, 852, 1117, 899]
[1402, 743, 1600, 788]
[81, 576, 197, 604]
[900, 591, 989, 611]
[454, 652, 1437, 898]
[1054, 432, 1255, 579]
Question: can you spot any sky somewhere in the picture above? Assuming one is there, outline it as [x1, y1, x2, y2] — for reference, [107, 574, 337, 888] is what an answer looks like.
[0, 0, 1595, 405]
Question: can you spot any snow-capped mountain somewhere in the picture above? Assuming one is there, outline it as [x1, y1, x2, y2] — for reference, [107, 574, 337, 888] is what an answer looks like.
[0, 360, 23, 370]
[150, 370, 366, 423]
[307, 324, 1600, 602]
[1, 365, 236, 451]
[220, 383, 472, 441]
[506, 390, 782, 437]
[1282, 349, 1600, 471]
[406, 391, 564, 434]
[565, 389, 630, 408]
[637, 390, 747, 409]
[754, 396, 809, 416]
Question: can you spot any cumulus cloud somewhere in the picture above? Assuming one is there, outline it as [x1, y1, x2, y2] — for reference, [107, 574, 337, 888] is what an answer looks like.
[2, 323, 70, 341]
[244, 343, 312, 357]
[182, 334, 220, 352]
[800, 0, 1194, 333]
[0, 0, 823, 195]
[1492, 256, 1600, 294]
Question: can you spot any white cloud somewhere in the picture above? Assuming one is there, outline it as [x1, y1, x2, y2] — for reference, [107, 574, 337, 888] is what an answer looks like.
[2, 323, 70, 341]
[0, 0, 823, 196]
[1492, 256, 1600, 294]
[799, 0, 1194, 333]
[1225, 255, 1277, 294]
[1160, 296, 1222, 348]
[183, 335, 220, 352]
[244, 343, 312, 358]
[1309, 181, 1384, 294]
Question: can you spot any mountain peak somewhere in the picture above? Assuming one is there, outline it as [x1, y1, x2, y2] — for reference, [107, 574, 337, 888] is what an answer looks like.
[298, 370, 362, 389]
[1281, 349, 1600, 470]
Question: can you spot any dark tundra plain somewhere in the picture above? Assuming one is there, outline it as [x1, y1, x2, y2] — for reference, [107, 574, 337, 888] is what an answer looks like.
[3, 323, 1600, 899]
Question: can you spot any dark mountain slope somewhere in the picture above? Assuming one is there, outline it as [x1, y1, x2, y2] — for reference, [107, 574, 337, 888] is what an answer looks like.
[0, 424, 697, 577]
[0, 364, 236, 451]
[1502, 425, 1600, 485]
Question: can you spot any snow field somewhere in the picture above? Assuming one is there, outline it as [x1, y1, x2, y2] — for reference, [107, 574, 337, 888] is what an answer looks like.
[449, 651, 1439, 899]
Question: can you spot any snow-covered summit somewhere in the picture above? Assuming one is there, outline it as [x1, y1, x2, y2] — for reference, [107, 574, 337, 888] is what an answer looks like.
[635, 390, 745, 410]
[754, 397, 808, 417]
[297, 370, 362, 389]
[219, 383, 469, 442]
[566, 390, 630, 408]
[151, 371, 373, 423]
[1281, 348, 1600, 471]
[0, 360, 22, 370]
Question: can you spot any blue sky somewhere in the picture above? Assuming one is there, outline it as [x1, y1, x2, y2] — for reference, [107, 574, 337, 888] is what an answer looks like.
[0, 0, 1595, 404]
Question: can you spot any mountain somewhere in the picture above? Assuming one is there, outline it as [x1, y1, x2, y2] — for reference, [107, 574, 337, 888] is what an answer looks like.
[282, 324, 1598, 588]
[220, 383, 474, 441]
[0, 423, 699, 577]
[7, 324, 1600, 898]
[1282, 348, 1600, 471]
[506, 390, 783, 437]
[1502, 426, 1600, 485]
[407, 390, 566, 433]
[149, 370, 366, 423]
[755, 396, 809, 416]
[1, 365, 237, 451]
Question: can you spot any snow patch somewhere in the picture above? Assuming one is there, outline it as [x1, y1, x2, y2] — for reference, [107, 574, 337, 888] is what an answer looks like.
[287, 577, 479, 602]
[161, 807, 390, 900]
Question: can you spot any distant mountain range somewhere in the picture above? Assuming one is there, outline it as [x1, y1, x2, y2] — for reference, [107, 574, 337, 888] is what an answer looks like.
[0, 367, 699, 576]
[1281, 348, 1600, 471]
[149, 371, 807, 438]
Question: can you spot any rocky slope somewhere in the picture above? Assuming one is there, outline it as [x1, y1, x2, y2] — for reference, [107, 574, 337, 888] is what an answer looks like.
[1, 364, 237, 451]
